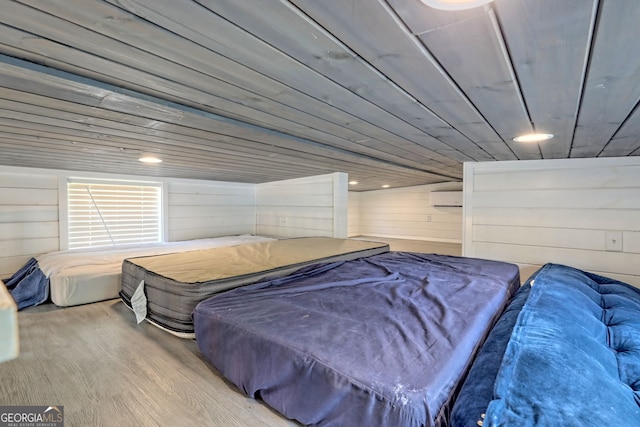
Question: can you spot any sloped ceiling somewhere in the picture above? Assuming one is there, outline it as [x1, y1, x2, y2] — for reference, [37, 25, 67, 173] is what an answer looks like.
[0, 0, 638, 191]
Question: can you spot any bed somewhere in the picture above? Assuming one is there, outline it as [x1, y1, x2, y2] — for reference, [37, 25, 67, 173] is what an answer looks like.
[5, 235, 275, 309]
[119, 237, 390, 338]
[450, 263, 640, 426]
[193, 251, 521, 427]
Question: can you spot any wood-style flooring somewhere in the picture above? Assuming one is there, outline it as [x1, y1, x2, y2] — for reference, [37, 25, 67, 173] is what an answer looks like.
[0, 300, 299, 427]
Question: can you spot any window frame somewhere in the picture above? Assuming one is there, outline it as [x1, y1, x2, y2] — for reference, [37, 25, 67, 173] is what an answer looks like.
[59, 176, 167, 250]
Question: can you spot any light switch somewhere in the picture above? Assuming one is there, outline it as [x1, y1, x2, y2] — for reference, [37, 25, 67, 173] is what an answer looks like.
[605, 231, 623, 252]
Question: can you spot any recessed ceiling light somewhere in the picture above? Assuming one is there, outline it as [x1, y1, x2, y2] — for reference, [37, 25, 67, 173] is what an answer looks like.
[349, 181, 358, 185]
[382, 184, 390, 188]
[420, 0, 493, 11]
[513, 133, 554, 143]
[138, 155, 162, 163]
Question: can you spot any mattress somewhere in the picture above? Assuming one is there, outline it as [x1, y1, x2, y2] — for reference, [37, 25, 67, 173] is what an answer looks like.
[6, 235, 274, 308]
[194, 252, 521, 427]
[120, 237, 390, 337]
[450, 263, 640, 426]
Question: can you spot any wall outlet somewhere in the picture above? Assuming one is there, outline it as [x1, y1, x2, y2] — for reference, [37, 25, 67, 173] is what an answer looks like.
[426, 215, 432, 222]
[605, 231, 623, 252]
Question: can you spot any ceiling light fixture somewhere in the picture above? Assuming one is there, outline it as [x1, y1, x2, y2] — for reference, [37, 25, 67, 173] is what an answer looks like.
[349, 180, 358, 185]
[513, 133, 554, 143]
[382, 184, 390, 188]
[138, 155, 163, 163]
[420, 0, 493, 11]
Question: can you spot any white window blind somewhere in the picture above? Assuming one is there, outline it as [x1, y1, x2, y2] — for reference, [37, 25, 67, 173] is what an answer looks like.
[67, 179, 162, 249]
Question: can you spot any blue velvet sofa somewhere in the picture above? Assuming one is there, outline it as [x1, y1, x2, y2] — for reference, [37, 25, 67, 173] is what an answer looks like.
[450, 263, 640, 426]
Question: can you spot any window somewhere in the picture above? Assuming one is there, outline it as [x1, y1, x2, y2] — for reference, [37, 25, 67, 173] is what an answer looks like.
[67, 179, 162, 249]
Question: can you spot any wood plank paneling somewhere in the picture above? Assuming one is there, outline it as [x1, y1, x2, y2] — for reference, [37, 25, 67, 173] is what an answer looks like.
[624, 232, 640, 254]
[494, 0, 597, 158]
[473, 225, 606, 251]
[199, 0, 486, 163]
[1, 166, 353, 276]
[0, 206, 58, 223]
[473, 207, 640, 231]
[358, 182, 463, 243]
[571, 0, 640, 157]
[471, 242, 640, 281]
[0, 222, 58, 240]
[0, 167, 261, 277]
[602, 107, 640, 157]
[298, 0, 510, 160]
[348, 191, 360, 237]
[0, 171, 59, 277]
[0, 53, 451, 190]
[0, 0, 636, 193]
[256, 173, 346, 238]
[0, 0, 465, 190]
[166, 180, 255, 242]
[464, 157, 640, 287]
[413, 7, 533, 159]
[473, 163, 640, 190]
[473, 188, 640, 209]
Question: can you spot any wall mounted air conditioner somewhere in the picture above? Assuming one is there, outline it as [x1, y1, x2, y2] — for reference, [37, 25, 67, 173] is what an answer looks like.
[430, 191, 463, 207]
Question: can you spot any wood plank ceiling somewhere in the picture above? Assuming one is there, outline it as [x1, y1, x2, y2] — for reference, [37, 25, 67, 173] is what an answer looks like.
[0, 0, 638, 191]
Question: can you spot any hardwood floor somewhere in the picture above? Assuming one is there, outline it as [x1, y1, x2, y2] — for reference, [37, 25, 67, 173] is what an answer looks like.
[0, 300, 299, 427]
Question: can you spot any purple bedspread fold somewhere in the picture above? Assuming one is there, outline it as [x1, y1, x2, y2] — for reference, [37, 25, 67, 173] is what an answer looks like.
[194, 252, 520, 427]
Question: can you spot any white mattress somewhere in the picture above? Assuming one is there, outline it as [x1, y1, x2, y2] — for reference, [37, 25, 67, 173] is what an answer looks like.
[36, 235, 275, 307]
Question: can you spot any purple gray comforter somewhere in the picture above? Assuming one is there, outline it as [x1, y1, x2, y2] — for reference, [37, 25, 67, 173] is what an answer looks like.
[194, 252, 520, 427]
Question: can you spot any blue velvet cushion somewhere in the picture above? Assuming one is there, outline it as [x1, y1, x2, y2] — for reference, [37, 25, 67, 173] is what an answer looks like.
[484, 264, 640, 426]
[449, 276, 533, 427]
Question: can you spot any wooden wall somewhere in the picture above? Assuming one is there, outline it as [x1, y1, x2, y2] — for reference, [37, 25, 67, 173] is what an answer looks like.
[256, 172, 348, 238]
[0, 167, 349, 278]
[0, 169, 60, 278]
[167, 180, 255, 241]
[353, 182, 463, 243]
[348, 191, 361, 237]
[0, 166, 257, 278]
[463, 157, 640, 287]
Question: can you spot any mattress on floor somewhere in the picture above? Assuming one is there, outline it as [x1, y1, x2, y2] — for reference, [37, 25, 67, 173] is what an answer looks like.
[7, 235, 274, 308]
[194, 252, 521, 427]
[120, 237, 390, 337]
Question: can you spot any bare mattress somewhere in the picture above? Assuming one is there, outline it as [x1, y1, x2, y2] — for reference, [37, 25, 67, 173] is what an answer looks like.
[120, 237, 389, 336]
[194, 252, 521, 427]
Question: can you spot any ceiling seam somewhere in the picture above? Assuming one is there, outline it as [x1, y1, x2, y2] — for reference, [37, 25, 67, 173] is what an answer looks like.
[596, 94, 640, 157]
[0, 54, 461, 181]
[485, 4, 530, 160]
[377, 0, 500, 161]
[190, 0, 475, 165]
[114, 0, 465, 170]
[569, 0, 602, 158]
[9, 1, 454, 174]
